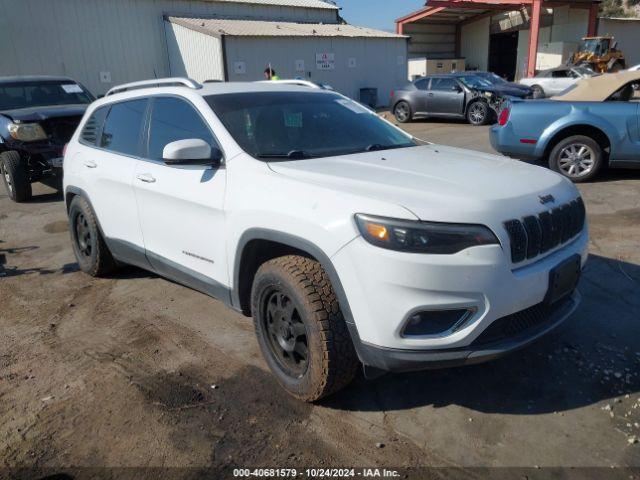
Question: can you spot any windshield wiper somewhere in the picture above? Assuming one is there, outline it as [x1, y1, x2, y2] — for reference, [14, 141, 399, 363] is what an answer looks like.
[365, 143, 413, 152]
[256, 150, 318, 160]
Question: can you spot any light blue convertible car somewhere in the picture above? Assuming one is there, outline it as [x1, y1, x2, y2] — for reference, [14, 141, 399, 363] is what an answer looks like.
[490, 71, 640, 182]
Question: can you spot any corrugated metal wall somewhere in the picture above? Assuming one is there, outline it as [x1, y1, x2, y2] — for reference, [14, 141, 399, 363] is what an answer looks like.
[165, 22, 225, 81]
[0, 0, 337, 95]
[461, 16, 490, 70]
[598, 18, 640, 67]
[403, 23, 456, 59]
[223, 36, 408, 106]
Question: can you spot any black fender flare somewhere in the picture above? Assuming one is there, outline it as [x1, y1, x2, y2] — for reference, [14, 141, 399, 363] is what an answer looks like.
[232, 228, 367, 361]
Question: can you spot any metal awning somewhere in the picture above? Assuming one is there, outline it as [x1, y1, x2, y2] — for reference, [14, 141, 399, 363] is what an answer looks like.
[395, 0, 600, 77]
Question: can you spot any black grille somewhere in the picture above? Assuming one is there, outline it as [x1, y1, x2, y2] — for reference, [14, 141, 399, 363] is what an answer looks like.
[42, 116, 83, 144]
[504, 198, 585, 264]
[471, 295, 573, 347]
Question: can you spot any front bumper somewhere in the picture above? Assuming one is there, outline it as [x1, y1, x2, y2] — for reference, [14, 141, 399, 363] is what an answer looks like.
[354, 291, 579, 372]
[332, 228, 588, 371]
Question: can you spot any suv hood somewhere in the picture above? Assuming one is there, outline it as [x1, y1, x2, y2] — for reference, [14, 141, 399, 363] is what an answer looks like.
[268, 145, 575, 224]
[0, 104, 88, 122]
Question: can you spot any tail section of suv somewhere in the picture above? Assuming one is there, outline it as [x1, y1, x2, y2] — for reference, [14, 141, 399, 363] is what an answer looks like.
[64, 78, 588, 401]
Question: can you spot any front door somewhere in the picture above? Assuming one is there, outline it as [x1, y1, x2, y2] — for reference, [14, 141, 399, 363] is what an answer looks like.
[427, 77, 465, 116]
[133, 96, 228, 299]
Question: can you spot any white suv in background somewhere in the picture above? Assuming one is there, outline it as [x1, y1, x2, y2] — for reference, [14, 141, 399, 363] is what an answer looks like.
[64, 78, 588, 401]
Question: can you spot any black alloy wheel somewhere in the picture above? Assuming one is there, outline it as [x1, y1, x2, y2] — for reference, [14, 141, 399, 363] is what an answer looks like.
[262, 289, 309, 378]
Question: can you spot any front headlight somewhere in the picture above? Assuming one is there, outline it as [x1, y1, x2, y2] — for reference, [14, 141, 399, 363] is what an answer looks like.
[355, 214, 499, 254]
[8, 123, 48, 142]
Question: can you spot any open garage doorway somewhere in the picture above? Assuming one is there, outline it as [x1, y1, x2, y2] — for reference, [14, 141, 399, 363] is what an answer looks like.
[489, 31, 518, 81]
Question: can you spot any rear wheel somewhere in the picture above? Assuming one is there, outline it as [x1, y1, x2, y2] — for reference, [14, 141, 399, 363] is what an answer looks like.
[531, 84, 546, 99]
[251, 255, 359, 402]
[393, 101, 412, 123]
[0, 151, 32, 202]
[548, 135, 603, 183]
[466, 101, 490, 126]
[68, 196, 116, 276]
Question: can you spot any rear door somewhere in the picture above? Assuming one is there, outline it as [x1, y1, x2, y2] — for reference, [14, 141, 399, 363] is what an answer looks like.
[412, 78, 431, 114]
[427, 77, 465, 116]
[79, 98, 149, 266]
[132, 95, 228, 297]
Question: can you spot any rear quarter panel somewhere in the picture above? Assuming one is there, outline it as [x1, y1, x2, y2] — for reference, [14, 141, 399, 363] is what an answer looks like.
[492, 100, 633, 160]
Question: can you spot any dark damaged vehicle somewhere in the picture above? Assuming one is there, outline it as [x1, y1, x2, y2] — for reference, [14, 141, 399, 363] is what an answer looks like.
[0, 76, 93, 202]
[390, 72, 532, 126]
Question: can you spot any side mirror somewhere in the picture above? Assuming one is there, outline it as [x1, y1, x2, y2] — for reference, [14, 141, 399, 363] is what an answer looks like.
[162, 138, 222, 167]
[451, 84, 462, 92]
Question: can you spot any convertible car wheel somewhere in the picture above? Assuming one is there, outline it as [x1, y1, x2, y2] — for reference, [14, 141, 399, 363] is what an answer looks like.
[549, 135, 603, 183]
[531, 85, 546, 99]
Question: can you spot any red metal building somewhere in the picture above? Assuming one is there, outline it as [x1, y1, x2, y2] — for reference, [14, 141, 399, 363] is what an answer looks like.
[396, 0, 599, 78]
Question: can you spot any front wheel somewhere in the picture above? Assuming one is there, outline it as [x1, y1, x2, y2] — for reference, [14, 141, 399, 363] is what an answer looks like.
[393, 101, 412, 123]
[466, 101, 490, 126]
[0, 151, 32, 202]
[251, 255, 359, 402]
[548, 135, 603, 183]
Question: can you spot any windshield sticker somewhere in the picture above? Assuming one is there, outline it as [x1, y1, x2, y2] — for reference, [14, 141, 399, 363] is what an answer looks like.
[61, 84, 83, 94]
[336, 99, 370, 114]
[284, 112, 303, 128]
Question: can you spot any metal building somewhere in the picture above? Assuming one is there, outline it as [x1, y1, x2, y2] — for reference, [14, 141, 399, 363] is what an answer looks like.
[165, 16, 408, 104]
[395, 0, 600, 80]
[0, 0, 408, 105]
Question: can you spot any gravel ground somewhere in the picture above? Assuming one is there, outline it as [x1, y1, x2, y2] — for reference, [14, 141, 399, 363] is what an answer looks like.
[1, 118, 639, 478]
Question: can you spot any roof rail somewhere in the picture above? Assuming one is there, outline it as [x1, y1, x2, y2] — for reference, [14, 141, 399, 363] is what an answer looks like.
[105, 77, 202, 96]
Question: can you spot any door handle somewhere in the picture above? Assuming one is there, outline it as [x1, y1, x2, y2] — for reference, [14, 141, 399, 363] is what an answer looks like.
[83, 160, 97, 168]
[428, 93, 434, 97]
[136, 173, 156, 183]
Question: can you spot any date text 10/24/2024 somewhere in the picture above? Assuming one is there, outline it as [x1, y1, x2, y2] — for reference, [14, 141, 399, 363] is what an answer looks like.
[233, 468, 401, 478]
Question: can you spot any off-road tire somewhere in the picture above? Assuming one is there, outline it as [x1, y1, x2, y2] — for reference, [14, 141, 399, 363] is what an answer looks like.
[393, 101, 412, 123]
[466, 100, 490, 126]
[68, 196, 116, 276]
[548, 135, 603, 183]
[0, 151, 32, 202]
[251, 255, 359, 402]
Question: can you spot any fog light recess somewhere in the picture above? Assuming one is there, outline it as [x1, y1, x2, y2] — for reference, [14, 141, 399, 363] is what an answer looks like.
[402, 308, 476, 337]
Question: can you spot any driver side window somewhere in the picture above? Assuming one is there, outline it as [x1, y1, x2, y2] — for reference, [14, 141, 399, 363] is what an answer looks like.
[147, 97, 218, 161]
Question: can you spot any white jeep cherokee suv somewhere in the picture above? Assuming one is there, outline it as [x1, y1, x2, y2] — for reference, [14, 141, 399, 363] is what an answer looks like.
[64, 78, 588, 401]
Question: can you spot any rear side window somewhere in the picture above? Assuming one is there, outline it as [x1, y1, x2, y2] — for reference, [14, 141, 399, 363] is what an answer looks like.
[146, 97, 217, 160]
[415, 78, 429, 90]
[80, 106, 108, 146]
[552, 70, 569, 78]
[430, 78, 457, 91]
[100, 99, 147, 156]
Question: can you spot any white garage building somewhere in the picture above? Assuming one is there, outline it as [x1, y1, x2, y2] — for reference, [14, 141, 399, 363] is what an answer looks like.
[0, 0, 408, 105]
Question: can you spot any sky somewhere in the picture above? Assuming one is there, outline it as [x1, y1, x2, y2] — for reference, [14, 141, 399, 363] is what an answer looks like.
[336, 0, 425, 32]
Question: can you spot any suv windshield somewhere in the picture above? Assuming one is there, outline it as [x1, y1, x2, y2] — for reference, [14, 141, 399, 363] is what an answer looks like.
[458, 76, 494, 89]
[206, 92, 416, 159]
[0, 80, 93, 111]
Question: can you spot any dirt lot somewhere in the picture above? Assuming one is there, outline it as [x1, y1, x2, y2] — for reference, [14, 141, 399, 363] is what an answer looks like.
[1, 119, 639, 478]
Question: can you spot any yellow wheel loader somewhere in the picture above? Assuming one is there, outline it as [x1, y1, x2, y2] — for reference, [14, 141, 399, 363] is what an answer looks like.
[570, 36, 626, 73]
